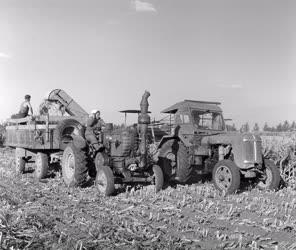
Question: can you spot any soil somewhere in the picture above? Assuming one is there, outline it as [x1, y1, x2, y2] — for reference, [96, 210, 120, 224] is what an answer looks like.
[0, 147, 296, 250]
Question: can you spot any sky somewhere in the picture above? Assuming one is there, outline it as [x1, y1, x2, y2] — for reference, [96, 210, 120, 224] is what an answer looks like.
[0, 0, 296, 128]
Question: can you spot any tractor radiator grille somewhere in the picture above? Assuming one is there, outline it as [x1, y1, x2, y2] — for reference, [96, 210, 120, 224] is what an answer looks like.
[243, 135, 262, 165]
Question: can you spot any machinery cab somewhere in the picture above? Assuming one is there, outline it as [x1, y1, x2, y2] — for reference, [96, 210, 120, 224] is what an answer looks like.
[158, 100, 226, 147]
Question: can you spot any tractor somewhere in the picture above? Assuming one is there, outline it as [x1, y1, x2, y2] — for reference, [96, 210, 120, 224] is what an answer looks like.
[157, 100, 281, 194]
[61, 91, 164, 196]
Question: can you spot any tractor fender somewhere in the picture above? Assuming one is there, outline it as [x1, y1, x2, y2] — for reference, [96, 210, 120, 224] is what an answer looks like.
[71, 135, 87, 149]
[55, 118, 85, 150]
[158, 135, 178, 150]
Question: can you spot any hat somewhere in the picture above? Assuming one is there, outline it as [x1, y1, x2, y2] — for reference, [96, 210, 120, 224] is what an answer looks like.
[91, 109, 100, 114]
[25, 94, 31, 99]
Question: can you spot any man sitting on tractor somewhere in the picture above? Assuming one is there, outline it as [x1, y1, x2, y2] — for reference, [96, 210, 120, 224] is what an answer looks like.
[85, 109, 105, 151]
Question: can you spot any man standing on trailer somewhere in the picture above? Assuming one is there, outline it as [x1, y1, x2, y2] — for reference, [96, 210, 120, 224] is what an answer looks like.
[85, 110, 105, 151]
[11, 94, 33, 119]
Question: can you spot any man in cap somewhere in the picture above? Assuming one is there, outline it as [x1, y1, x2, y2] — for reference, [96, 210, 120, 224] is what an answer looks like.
[85, 110, 105, 151]
[11, 94, 33, 119]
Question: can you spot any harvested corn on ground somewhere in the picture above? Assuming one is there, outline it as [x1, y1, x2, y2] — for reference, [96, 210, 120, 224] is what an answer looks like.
[0, 140, 296, 249]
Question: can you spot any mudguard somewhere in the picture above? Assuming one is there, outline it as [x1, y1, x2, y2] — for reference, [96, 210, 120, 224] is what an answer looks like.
[158, 135, 178, 149]
[71, 135, 87, 149]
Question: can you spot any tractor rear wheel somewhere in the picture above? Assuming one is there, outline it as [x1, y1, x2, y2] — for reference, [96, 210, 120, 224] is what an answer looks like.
[256, 159, 280, 191]
[96, 166, 115, 196]
[62, 143, 88, 187]
[158, 140, 175, 182]
[176, 142, 192, 183]
[213, 160, 240, 194]
[152, 165, 164, 192]
[35, 152, 49, 180]
[158, 140, 192, 183]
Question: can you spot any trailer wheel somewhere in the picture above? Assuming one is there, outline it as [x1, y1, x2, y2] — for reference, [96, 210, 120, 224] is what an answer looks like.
[213, 160, 240, 194]
[62, 143, 88, 187]
[15, 156, 26, 174]
[35, 152, 49, 180]
[256, 159, 280, 191]
[96, 166, 114, 196]
[152, 165, 164, 192]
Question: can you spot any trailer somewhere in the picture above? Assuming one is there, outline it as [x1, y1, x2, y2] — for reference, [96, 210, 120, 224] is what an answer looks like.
[5, 89, 88, 179]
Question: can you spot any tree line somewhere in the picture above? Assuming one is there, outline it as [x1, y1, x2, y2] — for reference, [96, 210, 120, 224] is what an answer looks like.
[226, 120, 296, 133]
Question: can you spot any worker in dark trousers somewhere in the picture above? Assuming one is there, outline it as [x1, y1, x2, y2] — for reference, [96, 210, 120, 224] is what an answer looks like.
[85, 110, 105, 151]
[11, 94, 33, 119]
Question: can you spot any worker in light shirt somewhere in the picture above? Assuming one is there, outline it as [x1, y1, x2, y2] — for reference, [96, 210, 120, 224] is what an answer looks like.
[85, 109, 105, 151]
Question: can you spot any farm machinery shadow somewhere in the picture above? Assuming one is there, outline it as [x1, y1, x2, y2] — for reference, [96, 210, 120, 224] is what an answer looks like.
[166, 169, 286, 194]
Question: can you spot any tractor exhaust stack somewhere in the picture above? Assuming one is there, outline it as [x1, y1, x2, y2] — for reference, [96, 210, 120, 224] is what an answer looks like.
[138, 91, 151, 168]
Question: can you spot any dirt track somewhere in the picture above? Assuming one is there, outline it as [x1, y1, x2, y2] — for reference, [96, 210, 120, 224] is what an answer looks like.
[0, 148, 296, 250]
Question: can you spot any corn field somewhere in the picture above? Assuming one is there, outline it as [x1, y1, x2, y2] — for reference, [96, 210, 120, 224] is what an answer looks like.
[262, 133, 296, 187]
[0, 133, 296, 249]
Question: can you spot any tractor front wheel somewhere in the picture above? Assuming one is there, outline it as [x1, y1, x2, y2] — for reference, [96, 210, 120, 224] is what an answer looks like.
[212, 160, 241, 194]
[96, 166, 115, 196]
[256, 159, 280, 191]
